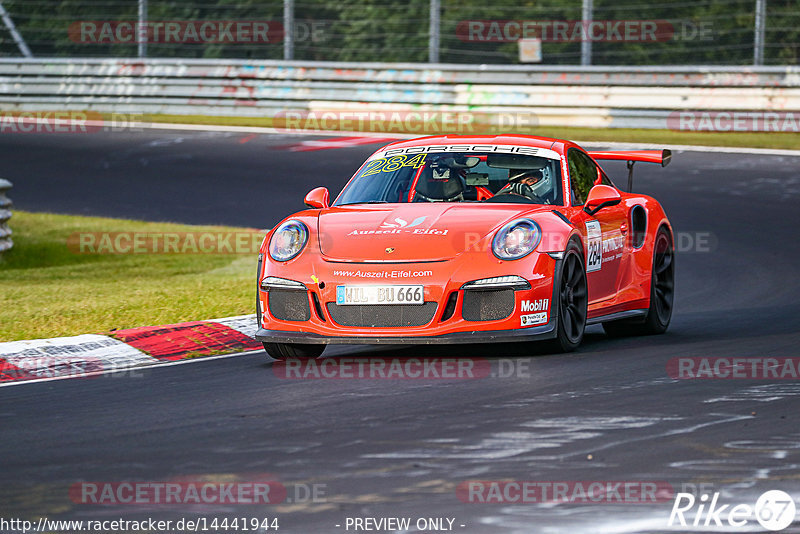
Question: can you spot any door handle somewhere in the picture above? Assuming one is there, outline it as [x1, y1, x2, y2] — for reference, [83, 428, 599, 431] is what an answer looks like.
[620, 223, 628, 235]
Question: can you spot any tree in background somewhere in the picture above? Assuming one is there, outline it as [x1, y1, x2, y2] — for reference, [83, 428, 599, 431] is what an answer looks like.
[0, 0, 796, 65]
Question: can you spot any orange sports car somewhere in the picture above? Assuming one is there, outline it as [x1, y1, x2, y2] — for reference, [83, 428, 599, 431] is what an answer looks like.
[256, 134, 674, 359]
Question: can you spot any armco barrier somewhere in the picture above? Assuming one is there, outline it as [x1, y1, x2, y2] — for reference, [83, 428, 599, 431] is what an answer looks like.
[0, 59, 799, 130]
[0, 179, 12, 255]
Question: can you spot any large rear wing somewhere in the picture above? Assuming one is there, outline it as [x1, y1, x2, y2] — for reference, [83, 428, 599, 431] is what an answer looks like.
[586, 149, 672, 191]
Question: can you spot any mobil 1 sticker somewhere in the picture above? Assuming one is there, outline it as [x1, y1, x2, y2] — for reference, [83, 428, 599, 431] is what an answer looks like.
[585, 220, 602, 272]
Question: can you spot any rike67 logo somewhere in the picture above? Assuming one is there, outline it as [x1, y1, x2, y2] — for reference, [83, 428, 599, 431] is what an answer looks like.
[669, 490, 796, 531]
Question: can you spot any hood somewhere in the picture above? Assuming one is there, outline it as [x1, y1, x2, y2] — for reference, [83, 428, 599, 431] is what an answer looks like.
[317, 203, 548, 262]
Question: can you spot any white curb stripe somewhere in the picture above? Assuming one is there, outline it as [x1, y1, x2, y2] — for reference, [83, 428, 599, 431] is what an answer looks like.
[212, 314, 259, 340]
[0, 349, 264, 388]
[0, 334, 157, 379]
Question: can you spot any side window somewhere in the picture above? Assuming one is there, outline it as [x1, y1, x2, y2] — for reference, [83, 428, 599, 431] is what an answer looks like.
[599, 168, 615, 187]
[567, 149, 597, 205]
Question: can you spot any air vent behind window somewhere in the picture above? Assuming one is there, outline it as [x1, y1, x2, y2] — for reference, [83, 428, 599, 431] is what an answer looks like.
[631, 205, 647, 249]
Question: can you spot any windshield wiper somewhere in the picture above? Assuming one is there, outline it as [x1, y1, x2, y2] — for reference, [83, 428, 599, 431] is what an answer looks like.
[340, 200, 390, 205]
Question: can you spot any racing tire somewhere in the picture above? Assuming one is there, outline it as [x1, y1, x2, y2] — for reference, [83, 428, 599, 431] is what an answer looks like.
[262, 342, 325, 360]
[603, 227, 674, 337]
[548, 240, 588, 353]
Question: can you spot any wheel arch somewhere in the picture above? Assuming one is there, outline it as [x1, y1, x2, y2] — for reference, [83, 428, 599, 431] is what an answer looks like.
[656, 221, 675, 249]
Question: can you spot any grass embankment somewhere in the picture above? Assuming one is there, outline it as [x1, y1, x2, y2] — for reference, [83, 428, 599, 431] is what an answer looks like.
[0, 211, 260, 341]
[143, 113, 800, 151]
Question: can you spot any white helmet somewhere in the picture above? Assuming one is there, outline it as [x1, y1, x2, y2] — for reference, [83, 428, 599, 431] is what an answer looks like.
[508, 168, 552, 199]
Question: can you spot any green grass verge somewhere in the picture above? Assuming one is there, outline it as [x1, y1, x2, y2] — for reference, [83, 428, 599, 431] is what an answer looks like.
[0, 211, 260, 342]
[143, 113, 800, 150]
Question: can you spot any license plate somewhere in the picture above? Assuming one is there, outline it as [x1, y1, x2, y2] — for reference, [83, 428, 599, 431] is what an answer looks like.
[336, 285, 424, 305]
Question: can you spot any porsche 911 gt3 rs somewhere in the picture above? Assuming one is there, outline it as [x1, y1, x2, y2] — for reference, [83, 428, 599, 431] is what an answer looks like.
[255, 134, 675, 359]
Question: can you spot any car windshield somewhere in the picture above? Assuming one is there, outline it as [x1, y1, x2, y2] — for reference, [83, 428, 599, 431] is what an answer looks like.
[334, 151, 564, 206]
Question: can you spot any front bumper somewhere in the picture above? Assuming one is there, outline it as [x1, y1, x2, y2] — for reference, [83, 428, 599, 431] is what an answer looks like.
[255, 321, 556, 345]
[258, 249, 560, 344]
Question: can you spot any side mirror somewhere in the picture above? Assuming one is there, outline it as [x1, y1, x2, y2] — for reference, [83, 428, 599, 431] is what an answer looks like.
[304, 187, 329, 209]
[583, 185, 621, 216]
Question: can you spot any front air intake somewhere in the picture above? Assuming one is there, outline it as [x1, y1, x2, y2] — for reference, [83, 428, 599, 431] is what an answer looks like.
[462, 289, 515, 322]
[326, 303, 438, 327]
[268, 290, 311, 321]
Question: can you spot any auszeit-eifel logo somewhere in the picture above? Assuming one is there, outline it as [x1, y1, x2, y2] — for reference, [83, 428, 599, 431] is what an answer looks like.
[380, 216, 427, 229]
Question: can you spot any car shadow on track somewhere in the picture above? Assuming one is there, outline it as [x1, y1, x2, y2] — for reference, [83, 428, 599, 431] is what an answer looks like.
[256, 331, 618, 367]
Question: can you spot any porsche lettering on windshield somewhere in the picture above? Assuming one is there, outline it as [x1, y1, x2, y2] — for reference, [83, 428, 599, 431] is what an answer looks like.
[335, 149, 564, 206]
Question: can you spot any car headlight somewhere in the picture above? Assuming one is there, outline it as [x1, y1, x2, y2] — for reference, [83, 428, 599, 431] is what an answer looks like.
[269, 220, 308, 261]
[492, 219, 541, 260]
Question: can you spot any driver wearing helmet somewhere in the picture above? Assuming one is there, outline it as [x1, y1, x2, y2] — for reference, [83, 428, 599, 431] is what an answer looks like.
[496, 169, 548, 202]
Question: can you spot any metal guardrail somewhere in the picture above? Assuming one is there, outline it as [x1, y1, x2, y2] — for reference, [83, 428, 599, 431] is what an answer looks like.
[0, 178, 12, 255]
[0, 59, 798, 130]
[2, 58, 799, 85]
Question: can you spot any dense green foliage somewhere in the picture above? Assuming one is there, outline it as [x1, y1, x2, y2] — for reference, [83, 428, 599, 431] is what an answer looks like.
[0, 0, 797, 64]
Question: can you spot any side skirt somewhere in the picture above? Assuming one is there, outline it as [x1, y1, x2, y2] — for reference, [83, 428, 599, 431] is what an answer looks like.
[586, 309, 648, 325]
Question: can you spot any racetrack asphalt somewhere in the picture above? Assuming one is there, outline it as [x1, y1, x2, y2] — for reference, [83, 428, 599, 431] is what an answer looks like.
[1, 129, 800, 533]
